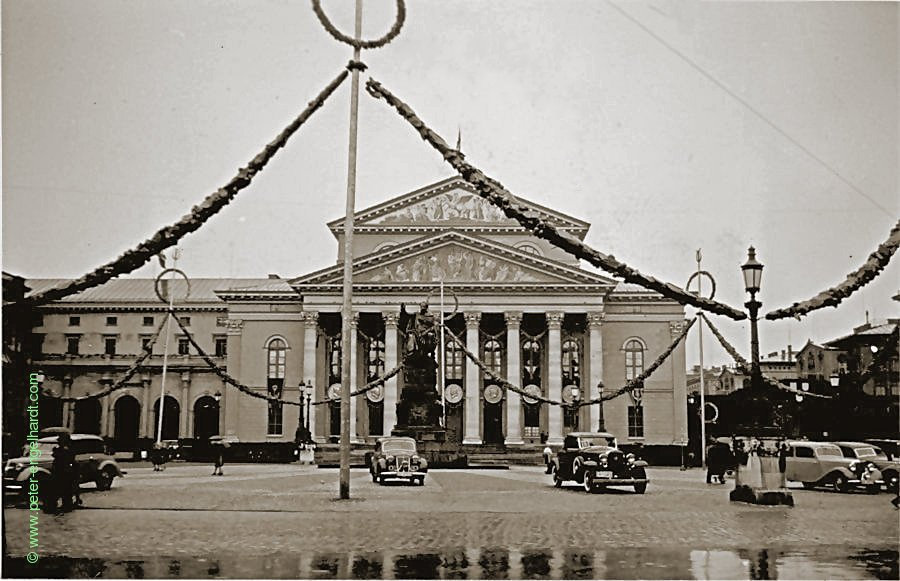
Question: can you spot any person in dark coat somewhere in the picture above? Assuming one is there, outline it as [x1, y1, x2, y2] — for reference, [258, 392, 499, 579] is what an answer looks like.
[50, 434, 77, 512]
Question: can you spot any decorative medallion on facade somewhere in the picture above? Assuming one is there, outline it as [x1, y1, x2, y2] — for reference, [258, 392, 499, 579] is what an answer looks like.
[483, 384, 503, 404]
[327, 383, 341, 400]
[365, 384, 384, 403]
[444, 383, 463, 404]
[522, 384, 542, 405]
[561, 384, 580, 404]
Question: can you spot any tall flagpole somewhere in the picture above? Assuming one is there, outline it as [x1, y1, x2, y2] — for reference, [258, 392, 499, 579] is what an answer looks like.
[440, 281, 446, 428]
[696, 249, 707, 467]
[338, 0, 363, 500]
[156, 249, 180, 444]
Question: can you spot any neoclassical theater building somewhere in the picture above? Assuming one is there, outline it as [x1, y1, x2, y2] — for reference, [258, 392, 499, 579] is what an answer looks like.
[27, 177, 689, 457]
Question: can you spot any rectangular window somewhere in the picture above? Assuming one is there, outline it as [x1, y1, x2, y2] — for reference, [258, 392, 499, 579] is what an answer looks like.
[141, 336, 153, 352]
[444, 342, 464, 382]
[143, 316, 154, 327]
[627, 405, 644, 438]
[68, 316, 80, 327]
[267, 402, 283, 436]
[32, 314, 44, 328]
[66, 335, 80, 355]
[179, 316, 191, 327]
[104, 337, 117, 356]
[214, 336, 227, 357]
[178, 337, 190, 355]
[106, 316, 118, 326]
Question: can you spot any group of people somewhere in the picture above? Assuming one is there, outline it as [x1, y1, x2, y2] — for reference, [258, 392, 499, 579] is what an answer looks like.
[45, 433, 82, 513]
[705, 439, 737, 484]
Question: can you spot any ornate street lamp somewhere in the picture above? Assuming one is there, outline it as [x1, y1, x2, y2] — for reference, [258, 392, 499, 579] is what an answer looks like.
[297, 380, 314, 444]
[741, 246, 764, 389]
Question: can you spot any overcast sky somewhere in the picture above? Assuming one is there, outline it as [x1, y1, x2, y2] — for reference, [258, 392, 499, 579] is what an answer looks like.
[3, 0, 898, 368]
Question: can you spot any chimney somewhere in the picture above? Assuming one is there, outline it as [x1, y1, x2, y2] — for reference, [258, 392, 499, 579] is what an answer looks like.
[781, 349, 786, 360]
[788, 344, 793, 360]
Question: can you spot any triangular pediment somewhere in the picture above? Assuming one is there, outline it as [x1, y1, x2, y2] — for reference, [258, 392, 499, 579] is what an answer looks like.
[327, 177, 590, 236]
[291, 231, 616, 289]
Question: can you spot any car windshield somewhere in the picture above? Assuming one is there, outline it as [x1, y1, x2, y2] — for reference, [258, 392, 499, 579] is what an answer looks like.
[579, 436, 615, 448]
[20, 442, 57, 457]
[383, 441, 416, 454]
[817, 446, 843, 457]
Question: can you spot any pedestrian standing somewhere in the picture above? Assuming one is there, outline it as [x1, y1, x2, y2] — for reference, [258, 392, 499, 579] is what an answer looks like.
[51, 433, 76, 512]
[211, 439, 226, 476]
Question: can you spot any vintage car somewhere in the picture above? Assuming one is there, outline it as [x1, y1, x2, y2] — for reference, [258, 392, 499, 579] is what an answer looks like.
[3, 434, 124, 498]
[835, 441, 898, 493]
[369, 436, 428, 485]
[785, 441, 881, 493]
[550, 432, 648, 494]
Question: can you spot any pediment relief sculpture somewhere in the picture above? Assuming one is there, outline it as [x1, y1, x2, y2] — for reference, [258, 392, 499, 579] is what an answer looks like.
[362, 247, 547, 284]
[369, 190, 512, 224]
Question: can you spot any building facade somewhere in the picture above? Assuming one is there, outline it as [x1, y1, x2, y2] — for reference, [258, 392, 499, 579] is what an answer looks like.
[23, 178, 689, 455]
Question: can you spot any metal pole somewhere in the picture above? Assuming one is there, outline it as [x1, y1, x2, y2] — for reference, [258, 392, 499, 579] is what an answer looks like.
[338, 0, 363, 500]
[748, 294, 761, 389]
[696, 250, 707, 467]
[440, 281, 446, 428]
[156, 251, 179, 444]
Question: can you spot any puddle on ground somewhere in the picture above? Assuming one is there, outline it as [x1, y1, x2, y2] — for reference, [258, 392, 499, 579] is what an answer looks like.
[3, 545, 897, 579]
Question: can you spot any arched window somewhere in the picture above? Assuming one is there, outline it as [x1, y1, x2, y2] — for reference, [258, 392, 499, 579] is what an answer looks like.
[624, 339, 644, 381]
[483, 339, 503, 379]
[522, 338, 542, 385]
[515, 242, 542, 256]
[562, 338, 581, 386]
[366, 336, 385, 383]
[444, 340, 464, 382]
[267, 338, 287, 436]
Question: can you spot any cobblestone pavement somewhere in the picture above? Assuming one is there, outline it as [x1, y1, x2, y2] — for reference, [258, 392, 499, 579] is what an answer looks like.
[4, 465, 898, 579]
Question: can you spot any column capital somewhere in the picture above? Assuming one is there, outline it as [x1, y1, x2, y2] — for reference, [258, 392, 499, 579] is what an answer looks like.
[587, 311, 605, 329]
[180, 371, 191, 384]
[464, 312, 482, 329]
[300, 311, 319, 325]
[382, 311, 400, 328]
[224, 318, 244, 335]
[546, 311, 564, 330]
[504, 311, 523, 328]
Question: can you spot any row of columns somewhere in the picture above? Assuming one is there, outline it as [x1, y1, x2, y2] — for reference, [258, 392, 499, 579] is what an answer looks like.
[302, 309, 605, 446]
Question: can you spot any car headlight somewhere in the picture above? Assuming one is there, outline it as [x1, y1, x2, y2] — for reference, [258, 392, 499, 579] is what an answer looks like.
[386, 455, 395, 465]
[849, 461, 859, 472]
[626, 453, 636, 465]
[600, 457, 608, 468]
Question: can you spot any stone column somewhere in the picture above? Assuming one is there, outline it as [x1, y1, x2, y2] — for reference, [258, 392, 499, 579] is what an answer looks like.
[463, 312, 482, 445]
[180, 371, 191, 438]
[349, 312, 360, 443]
[587, 312, 605, 432]
[547, 312, 564, 445]
[301, 311, 319, 442]
[223, 319, 243, 437]
[62, 375, 73, 430]
[99, 375, 112, 437]
[504, 311, 524, 445]
[382, 311, 399, 435]
[140, 373, 152, 438]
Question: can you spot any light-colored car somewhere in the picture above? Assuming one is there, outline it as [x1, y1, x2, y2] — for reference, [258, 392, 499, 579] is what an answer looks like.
[834, 441, 898, 493]
[369, 436, 428, 485]
[3, 434, 124, 498]
[785, 441, 877, 493]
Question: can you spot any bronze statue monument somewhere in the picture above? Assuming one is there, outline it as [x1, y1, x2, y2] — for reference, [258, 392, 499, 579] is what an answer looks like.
[394, 302, 443, 432]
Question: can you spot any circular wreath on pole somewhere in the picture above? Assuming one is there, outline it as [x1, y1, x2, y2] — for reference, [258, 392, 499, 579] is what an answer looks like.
[312, 0, 406, 50]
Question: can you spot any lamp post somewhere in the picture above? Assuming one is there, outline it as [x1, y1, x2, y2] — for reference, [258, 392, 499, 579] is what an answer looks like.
[741, 246, 764, 390]
[298, 380, 313, 445]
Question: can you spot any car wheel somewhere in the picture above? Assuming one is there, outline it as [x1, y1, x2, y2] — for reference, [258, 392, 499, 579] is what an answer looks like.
[552, 467, 563, 488]
[583, 470, 594, 493]
[95, 467, 116, 491]
[832, 474, 849, 493]
[884, 471, 899, 494]
[632, 467, 648, 494]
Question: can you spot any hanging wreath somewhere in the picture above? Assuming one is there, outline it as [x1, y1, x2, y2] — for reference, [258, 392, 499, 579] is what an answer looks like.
[312, 0, 406, 50]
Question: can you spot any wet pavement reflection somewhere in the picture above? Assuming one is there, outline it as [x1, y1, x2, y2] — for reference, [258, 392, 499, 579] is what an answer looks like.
[4, 545, 897, 579]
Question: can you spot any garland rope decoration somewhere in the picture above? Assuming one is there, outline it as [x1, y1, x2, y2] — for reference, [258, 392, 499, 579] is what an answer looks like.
[442, 318, 694, 407]
[18, 69, 350, 308]
[365, 77, 748, 321]
[700, 314, 832, 399]
[40, 316, 168, 402]
[312, 0, 406, 50]
[765, 219, 900, 321]
[168, 310, 402, 407]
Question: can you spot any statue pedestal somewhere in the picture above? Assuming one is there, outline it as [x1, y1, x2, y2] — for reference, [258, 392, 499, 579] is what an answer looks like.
[730, 454, 794, 506]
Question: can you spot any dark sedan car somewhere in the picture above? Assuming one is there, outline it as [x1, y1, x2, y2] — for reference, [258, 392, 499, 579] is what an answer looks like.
[369, 436, 428, 485]
[550, 432, 649, 494]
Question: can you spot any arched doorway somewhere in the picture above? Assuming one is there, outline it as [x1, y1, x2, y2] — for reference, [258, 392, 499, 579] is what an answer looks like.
[114, 395, 140, 446]
[193, 396, 220, 440]
[153, 395, 180, 441]
[74, 399, 101, 434]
